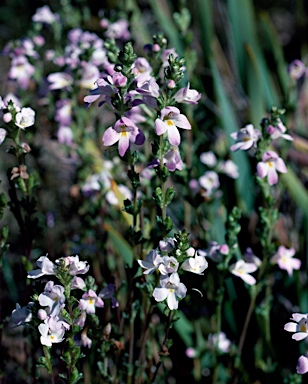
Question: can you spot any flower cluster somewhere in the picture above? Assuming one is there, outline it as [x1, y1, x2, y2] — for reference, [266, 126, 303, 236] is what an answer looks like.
[230, 108, 292, 186]
[138, 235, 208, 310]
[13, 255, 117, 349]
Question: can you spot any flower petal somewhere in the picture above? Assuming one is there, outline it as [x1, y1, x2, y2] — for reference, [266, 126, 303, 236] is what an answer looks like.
[103, 127, 120, 146]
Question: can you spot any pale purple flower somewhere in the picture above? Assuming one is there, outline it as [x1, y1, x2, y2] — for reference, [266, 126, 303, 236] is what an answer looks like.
[38, 316, 66, 346]
[230, 260, 257, 285]
[75, 311, 87, 328]
[208, 332, 231, 353]
[267, 118, 293, 141]
[288, 60, 306, 81]
[158, 256, 179, 275]
[200, 151, 217, 167]
[71, 276, 86, 290]
[257, 150, 287, 186]
[270, 246, 301, 276]
[138, 250, 164, 275]
[181, 252, 208, 275]
[32, 5, 59, 24]
[9, 56, 35, 89]
[284, 313, 308, 341]
[47, 72, 73, 90]
[105, 19, 130, 40]
[198, 171, 220, 197]
[84, 78, 116, 107]
[148, 146, 183, 172]
[15, 107, 35, 129]
[135, 77, 160, 98]
[297, 354, 308, 374]
[38, 309, 48, 320]
[11, 303, 33, 325]
[79, 289, 104, 314]
[103, 116, 145, 157]
[105, 184, 132, 205]
[61, 255, 90, 275]
[243, 248, 262, 267]
[218, 160, 239, 179]
[159, 238, 175, 253]
[134, 58, 153, 85]
[81, 328, 92, 348]
[230, 124, 261, 152]
[155, 106, 191, 146]
[107, 72, 127, 88]
[186, 347, 197, 358]
[77, 62, 100, 90]
[174, 83, 201, 105]
[27, 255, 57, 279]
[152, 272, 187, 310]
[99, 284, 118, 308]
[57, 126, 74, 146]
[38, 281, 65, 317]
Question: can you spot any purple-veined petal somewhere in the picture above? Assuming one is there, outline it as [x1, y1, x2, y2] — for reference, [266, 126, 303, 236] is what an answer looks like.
[174, 114, 191, 129]
[155, 119, 167, 135]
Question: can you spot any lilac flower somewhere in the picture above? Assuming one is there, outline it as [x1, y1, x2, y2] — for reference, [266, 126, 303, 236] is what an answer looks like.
[38, 316, 66, 346]
[284, 313, 308, 341]
[14, 107, 35, 129]
[208, 332, 231, 353]
[57, 126, 74, 146]
[159, 256, 179, 275]
[155, 106, 191, 146]
[159, 238, 175, 253]
[107, 72, 127, 88]
[174, 83, 201, 105]
[32, 5, 59, 24]
[62, 255, 90, 275]
[105, 19, 130, 40]
[138, 250, 164, 275]
[81, 328, 92, 348]
[27, 255, 57, 279]
[55, 99, 72, 126]
[181, 252, 208, 275]
[84, 78, 116, 107]
[243, 248, 261, 267]
[99, 284, 118, 308]
[106, 184, 133, 205]
[200, 151, 217, 167]
[103, 116, 145, 157]
[288, 60, 306, 81]
[152, 272, 187, 310]
[9, 56, 35, 89]
[135, 77, 160, 98]
[38, 281, 65, 317]
[297, 354, 308, 374]
[256, 150, 287, 186]
[11, 303, 33, 326]
[230, 260, 257, 285]
[134, 57, 153, 85]
[75, 311, 87, 328]
[230, 124, 261, 152]
[198, 171, 220, 198]
[79, 289, 104, 314]
[267, 118, 293, 141]
[77, 62, 100, 90]
[217, 160, 239, 179]
[47, 72, 73, 90]
[71, 276, 86, 290]
[270, 246, 301, 276]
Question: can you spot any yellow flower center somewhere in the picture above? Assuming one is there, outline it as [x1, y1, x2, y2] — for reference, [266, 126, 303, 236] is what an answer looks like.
[166, 119, 174, 126]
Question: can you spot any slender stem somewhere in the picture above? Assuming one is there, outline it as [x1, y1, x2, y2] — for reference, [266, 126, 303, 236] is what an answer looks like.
[151, 310, 173, 383]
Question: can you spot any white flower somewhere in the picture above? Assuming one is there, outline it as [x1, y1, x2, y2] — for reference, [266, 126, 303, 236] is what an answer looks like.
[15, 107, 35, 129]
[284, 313, 308, 341]
[38, 281, 65, 317]
[79, 289, 104, 314]
[38, 317, 66, 346]
[208, 332, 231, 353]
[152, 272, 187, 310]
[181, 252, 208, 275]
[158, 256, 179, 275]
[230, 260, 257, 285]
[270, 246, 301, 276]
[0, 128, 7, 145]
[27, 255, 57, 279]
[138, 250, 164, 275]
